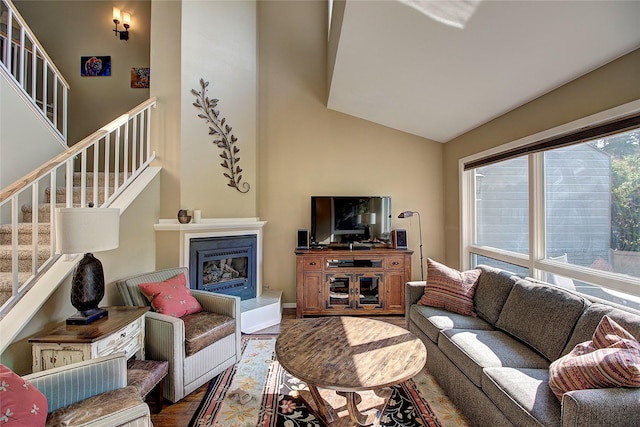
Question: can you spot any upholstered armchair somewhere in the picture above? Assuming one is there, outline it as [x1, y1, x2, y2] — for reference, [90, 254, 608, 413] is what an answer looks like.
[23, 353, 151, 427]
[116, 267, 241, 403]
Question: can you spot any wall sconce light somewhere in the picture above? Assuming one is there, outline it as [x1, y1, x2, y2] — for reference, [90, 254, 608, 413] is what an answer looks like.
[112, 7, 130, 40]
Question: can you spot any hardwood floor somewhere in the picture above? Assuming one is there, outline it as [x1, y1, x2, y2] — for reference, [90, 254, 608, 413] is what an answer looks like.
[150, 308, 407, 427]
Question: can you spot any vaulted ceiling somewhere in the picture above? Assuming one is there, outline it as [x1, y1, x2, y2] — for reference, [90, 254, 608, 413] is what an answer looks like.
[327, 0, 640, 143]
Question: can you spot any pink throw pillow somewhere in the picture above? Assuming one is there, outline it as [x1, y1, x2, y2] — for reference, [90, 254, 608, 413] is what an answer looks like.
[138, 273, 202, 318]
[0, 364, 48, 426]
[548, 315, 640, 400]
[418, 258, 481, 316]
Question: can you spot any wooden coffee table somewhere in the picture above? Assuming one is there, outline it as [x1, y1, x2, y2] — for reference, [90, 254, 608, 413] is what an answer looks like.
[275, 316, 426, 426]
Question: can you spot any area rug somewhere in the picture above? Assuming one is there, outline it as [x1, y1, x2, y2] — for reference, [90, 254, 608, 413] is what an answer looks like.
[188, 337, 469, 427]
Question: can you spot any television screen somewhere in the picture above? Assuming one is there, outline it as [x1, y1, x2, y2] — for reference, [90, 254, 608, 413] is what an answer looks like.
[310, 196, 392, 245]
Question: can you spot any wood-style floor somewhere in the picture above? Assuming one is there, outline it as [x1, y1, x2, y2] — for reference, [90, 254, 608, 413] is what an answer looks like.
[150, 308, 406, 427]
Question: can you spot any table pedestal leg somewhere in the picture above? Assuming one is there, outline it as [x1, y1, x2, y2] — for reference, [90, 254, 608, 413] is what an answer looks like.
[346, 392, 370, 425]
[308, 384, 335, 426]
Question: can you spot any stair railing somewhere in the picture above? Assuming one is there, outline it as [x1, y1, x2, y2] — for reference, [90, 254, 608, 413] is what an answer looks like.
[0, 97, 157, 316]
[0, 0, 69, 141]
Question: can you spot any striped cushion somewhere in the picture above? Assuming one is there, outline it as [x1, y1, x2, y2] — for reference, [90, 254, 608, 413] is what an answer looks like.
[418, 258, 481, 316]
[548, 315, 640, 400]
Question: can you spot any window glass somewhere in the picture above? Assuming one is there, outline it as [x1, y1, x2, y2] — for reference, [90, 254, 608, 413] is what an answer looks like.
[475, 156, 529, 254]
[544, 130, 640, 279]
[471, 255, 528, 277]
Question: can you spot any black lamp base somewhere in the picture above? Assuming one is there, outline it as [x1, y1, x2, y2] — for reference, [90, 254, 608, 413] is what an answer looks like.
[66, 307, 109, 325]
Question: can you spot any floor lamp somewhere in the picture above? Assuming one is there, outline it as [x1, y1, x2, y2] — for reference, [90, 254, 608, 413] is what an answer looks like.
[398, 211, 424, 281]
[56, 207, 120, 325]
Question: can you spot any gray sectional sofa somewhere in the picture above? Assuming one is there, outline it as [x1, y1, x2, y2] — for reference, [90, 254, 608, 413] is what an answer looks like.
[405, 265, 640, 427]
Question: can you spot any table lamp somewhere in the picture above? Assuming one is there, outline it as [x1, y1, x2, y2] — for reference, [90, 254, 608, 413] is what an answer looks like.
[56, 207, 120, 325]
[398, 210, 424, 281]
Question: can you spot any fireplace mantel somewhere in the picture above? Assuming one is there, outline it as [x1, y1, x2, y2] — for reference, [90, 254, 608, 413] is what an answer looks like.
[154, 217, 280, 333]
[154, 217, 267, 293]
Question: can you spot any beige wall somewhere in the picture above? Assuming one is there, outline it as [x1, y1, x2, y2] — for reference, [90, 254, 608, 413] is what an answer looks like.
[257, 1, 444, 303]
[443, 48, 640, 269]
[14, 0, 151, 145]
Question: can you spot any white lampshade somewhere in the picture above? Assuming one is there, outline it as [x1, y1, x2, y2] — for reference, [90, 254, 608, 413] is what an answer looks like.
[56, 208, 120, 254]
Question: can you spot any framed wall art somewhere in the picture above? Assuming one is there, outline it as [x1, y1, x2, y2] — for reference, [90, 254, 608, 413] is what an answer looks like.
[131, 67, 150, 88]
[81, 56, 111, 77]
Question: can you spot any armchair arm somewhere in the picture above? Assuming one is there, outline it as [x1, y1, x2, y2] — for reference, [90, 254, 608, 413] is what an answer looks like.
[24, 353, 127, 412]
[562, 387, 640, 427]
[192, 290, 240, 319]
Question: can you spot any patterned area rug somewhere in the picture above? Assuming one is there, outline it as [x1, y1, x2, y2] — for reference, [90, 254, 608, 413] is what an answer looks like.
[188, 337, 469, 427]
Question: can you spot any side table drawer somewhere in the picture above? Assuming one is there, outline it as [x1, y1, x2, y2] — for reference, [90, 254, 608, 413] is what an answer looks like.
[96, 317, 143, 357]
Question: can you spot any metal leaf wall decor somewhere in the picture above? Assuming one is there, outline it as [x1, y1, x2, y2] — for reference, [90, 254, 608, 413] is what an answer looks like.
[191, 79, 250, 194]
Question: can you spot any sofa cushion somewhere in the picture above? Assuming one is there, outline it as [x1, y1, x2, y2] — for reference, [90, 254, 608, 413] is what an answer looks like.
[483, 367, 561, 427]
[418, 258, 481, 316]
[439, 329, 549, 387]
[495, 279, 588, 361]
[561, 302, 640, 357]
[474, 265, 519, 325]
[409, 304, 494, 343]
[138, 273, 203, 318]
[0, 364, 47, 427]
[548, 315, 640, 400]
[183, 311, 236, 356]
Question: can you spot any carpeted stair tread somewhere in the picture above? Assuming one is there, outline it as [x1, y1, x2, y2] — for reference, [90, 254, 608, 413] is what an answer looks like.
[0, 223, 51, 245]
[0, 272, 31, 306]
[0, 245, 51, 272]
[46, 186, 109, 204]
[73, 172, 126, 187]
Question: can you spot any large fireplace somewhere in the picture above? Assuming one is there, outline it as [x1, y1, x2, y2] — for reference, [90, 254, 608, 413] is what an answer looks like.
[189, 235, 257, 300]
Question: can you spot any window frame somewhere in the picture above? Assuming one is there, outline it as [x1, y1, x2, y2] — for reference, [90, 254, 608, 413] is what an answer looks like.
[460, 99, 640, 297]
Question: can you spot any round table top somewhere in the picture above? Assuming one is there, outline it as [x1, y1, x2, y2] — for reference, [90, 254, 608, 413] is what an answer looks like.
[275, 316, 427, 392]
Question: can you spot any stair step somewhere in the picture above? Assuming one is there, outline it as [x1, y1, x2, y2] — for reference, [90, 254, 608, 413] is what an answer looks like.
[46, 186, 109, 204]
[0, 245, 51, 272]
[0, 272, 31, 307]
[21, 203, 81, 223]
[73, 172, 126, 187]
[0, 224, 52, 245]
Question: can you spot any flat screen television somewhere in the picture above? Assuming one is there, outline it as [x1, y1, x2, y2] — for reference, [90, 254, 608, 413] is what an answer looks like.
[310, 196, 392, 245]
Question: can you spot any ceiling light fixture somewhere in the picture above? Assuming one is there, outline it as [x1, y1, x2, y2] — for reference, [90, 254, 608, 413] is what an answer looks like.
[112, 7, 130, 41]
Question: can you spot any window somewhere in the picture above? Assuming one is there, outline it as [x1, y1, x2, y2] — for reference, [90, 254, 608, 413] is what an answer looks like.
[461, 103, 640, 309]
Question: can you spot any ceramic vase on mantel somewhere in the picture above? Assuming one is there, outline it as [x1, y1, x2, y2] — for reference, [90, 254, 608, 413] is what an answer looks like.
[178, 210, 191, 224]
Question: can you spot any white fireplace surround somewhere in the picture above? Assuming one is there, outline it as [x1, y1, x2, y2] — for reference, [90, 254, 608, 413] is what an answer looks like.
[154, 217, 282, 333]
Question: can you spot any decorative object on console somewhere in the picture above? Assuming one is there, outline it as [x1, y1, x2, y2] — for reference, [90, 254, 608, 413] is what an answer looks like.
[192, 78, 250, 194]
[391, 229, 408, 249]
[398, 210, 424, 280]
[112, 7, 131, 40]
[297, 229, 310, 249]
[56, 207, 120, 324]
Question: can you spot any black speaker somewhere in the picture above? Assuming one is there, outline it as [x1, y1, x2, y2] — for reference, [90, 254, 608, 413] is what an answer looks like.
[392, 229, 408, 249]
[297, 229, 310, 249]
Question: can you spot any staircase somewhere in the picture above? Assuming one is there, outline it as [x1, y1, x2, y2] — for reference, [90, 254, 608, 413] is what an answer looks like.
[0, 172, 126, 307]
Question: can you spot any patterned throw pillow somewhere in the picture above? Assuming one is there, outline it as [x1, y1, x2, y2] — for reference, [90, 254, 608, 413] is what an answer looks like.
[138, 273, 203, 318]
[418, 258, 481, 316]
[0, 364, 48, 426]
[548, 315, 640, 400]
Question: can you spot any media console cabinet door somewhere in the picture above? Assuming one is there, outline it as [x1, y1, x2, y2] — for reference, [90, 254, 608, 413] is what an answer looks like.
[295, 249, 412, 318]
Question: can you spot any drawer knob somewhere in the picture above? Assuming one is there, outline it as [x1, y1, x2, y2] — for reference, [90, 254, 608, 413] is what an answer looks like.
[309, 261, 316, 266]
[120, 332, 127, 338]
[392, 261, 400, 265]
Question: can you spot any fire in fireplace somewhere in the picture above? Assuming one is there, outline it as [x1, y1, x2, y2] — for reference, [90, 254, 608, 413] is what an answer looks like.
[189, 235, 257, 300]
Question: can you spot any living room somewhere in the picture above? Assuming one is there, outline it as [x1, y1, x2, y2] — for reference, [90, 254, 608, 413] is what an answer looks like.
[1, 0, 639, 424]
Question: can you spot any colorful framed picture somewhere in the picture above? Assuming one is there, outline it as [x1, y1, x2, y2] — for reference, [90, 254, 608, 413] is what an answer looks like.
[131, 67, 150, 88]
[81, 56, 111, 77]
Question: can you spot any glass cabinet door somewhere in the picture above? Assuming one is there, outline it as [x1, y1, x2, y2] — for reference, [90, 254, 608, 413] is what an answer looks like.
[328, 276, 350, 307]
[357, 274, 382, 307]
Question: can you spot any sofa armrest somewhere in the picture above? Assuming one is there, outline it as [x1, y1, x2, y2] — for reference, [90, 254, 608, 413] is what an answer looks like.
[561, 387, 640, 427]
[405, 281, 426, 311]
[24, 353, 127, 412]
